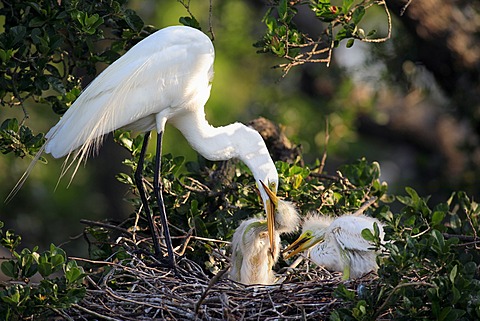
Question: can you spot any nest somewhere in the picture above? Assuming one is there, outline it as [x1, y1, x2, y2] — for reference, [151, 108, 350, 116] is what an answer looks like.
[63, 242, 375, 321]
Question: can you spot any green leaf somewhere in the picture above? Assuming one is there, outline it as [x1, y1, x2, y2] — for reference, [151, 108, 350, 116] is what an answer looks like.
[38, 262, 53, 277]
[293, 175, 303, 189]
[431, 210, 445, 226]
[449, 265, 457, 283]
[367, 29, 377, 37]
[361, 228, 374, 241]
[1, 260, 18, 278]
[1, 286, 21, 304]
[29, 16, 46, 28]
[263, 10, 277, 32]
[334, 283, 356, 300]
[51, 254, 65, 269]
[405, 187, 421, 205]
[346, 38, 354, 48]
[431, 229, 445, 253]
[124, 9, 144, 32]
[116, 173, 133, 185]
[1, 118, 19, 132]
[439, 307, 466, 321]
[9, 26, 27, 47]
[65, 261, 85, 284]
[451, 286, 461, 304]
[342, 0, 354, 12]
[463, 261, 477, 279]
[179, 16, 200, 29]
[278, 0, 288, 21]
[0, 48, 13, 63]
[47, 76, 66, 94]
[352, 6, 365, 25]
[65, 287, 87, 303]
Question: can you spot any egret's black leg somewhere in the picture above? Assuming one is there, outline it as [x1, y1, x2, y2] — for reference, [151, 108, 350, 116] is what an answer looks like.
[154, 131, 176, 268]
[134, 131, 163, 257]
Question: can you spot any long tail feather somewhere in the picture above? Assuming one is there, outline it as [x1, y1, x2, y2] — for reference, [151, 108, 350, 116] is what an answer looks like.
[6, 144, 47, 203]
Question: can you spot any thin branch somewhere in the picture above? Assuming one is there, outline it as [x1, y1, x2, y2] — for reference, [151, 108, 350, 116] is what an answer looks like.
[443, 233, 480, 243]
[80, 219, 133, 237]
[362, 0, 392, 43]
[208, 0, 215, 40]
[194, 266, 230, 315]
[70, 304, 123, 321]
[399, 0, 413, 16]
[353, 196, 378, 216]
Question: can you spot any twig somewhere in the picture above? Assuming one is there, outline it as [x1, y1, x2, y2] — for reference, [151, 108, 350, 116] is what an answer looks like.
[80, 219, 133, 237]
[399, 0, 413, 16]
[71, 304, 123, 321]
[443, 233, 480, 243]
[195, 266, 230, 315]
[362, 0, 392, 43]
[176, 228, 194, 256]
[353, 196, 378, 216]
[208, 0, 215, 40]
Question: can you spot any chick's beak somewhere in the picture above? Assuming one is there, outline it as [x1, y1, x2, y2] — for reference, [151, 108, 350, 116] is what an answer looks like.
[259, 180, 278, 256]
[283, 232, 323, 259]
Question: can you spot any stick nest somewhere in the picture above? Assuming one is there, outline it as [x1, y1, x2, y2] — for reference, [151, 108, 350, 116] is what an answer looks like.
[64, 236, 376, 321]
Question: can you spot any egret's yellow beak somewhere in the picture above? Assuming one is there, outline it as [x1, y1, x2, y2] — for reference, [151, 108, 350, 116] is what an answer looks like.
[259, 180, 278, 256]
[283, 231, 323, 259]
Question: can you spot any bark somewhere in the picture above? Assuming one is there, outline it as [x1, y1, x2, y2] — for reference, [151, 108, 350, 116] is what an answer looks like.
[249, 117, 303, 164]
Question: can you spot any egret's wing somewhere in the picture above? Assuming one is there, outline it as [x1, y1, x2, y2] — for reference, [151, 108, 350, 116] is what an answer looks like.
[229, 231, 244, 282]
[331, 226, 374, 252]
[7, 26, 214, 201]
[45, 26, 214, 175]
[229, 218, 271, 284]
[229, 219, 248, 282]
[329, 215, 383, 252]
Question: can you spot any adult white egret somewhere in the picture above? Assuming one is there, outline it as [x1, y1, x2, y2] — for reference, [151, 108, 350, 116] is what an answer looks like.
[229, 183, 300, 285]
[8, 26, 279, 268]
[284, 213, 384, 279]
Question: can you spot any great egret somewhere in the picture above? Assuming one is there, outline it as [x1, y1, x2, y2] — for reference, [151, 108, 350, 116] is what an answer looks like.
[230, 184, 300, 285]
[9, 26, 279, 267]
[284, 213, 384, 279]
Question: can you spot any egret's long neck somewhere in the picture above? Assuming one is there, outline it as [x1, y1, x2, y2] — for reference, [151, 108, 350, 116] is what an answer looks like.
[170, 111, 278, 188]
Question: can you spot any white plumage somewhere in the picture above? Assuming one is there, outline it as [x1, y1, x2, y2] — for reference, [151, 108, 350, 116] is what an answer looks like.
[43, 26, 278, 190]
[230, 218, 280, 285]
[285, 213, 384, 279]
[230, 198, 300, 285]
[10, 26, 279, 266]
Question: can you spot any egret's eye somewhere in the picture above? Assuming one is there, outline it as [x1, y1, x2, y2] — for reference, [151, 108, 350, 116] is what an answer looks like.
[268, 181, 276, 192]
[305, 231, 312, 237]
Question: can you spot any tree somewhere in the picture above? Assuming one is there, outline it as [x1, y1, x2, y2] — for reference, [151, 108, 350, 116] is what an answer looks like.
[256, 0, 480, 200]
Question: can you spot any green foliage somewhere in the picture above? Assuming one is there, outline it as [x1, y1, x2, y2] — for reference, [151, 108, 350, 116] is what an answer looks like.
[257, 0, 390, 72]
[0, 221, 86, 320]
[0, 0, 150, 159]
[332, 188, 480, 320]
[0, 118, 45, 160]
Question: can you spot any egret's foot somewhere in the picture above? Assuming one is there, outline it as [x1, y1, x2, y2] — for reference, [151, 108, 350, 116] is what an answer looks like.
[148, 251, 178, 271]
